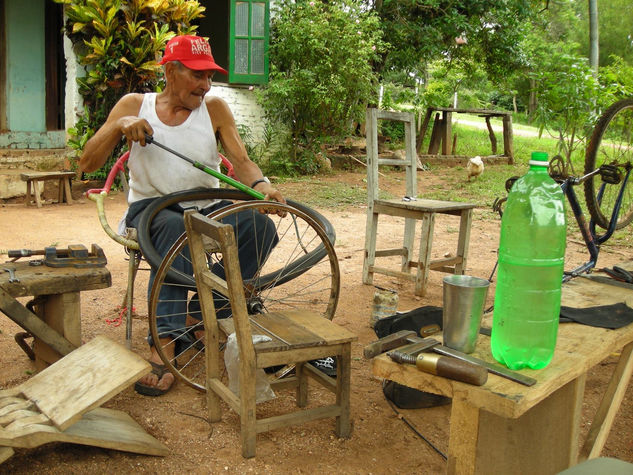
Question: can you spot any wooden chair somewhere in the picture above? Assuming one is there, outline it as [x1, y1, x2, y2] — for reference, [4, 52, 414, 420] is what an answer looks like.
[183, 209, 356, 458]
[86, 152, 236, 347]
[362, 108, 477, 297]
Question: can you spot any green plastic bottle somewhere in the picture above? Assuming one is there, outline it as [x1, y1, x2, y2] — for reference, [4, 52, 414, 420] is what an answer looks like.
[491, 152, 567, 370]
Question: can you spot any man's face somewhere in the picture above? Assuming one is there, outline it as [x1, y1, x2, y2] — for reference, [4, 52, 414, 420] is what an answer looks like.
[169, 62, 215, 109]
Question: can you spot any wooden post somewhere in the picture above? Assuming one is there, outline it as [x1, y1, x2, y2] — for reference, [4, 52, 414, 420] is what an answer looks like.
[428, 113, 442, 154]
[416, 107, 433, 153]
[503, 114, 514, 164]
[442, 111, 453, 155]
[484, 116, 497, 154]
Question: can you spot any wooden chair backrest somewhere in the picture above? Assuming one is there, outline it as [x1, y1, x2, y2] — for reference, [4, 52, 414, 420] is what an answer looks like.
[365, 108, 417, 205]
[183, 210, 256, 364]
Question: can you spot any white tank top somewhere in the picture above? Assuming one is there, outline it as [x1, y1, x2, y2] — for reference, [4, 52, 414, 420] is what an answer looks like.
[127, 93, 221, 209]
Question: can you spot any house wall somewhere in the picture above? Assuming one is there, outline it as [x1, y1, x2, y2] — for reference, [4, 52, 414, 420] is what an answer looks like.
[5, 0, 46, 132]
[209, 84, 265, 143]
[0, 0, 65, 148]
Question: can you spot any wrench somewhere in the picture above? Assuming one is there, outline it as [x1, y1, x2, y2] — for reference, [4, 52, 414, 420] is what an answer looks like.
[3, 268, 19, 283]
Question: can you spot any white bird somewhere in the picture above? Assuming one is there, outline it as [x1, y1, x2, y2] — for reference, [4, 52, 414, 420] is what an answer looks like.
[466, 156, 484, 181]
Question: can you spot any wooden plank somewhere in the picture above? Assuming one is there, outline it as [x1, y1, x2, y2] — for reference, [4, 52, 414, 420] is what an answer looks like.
[428, 113, 442, 154]
[1, 408, 168, 456]
[447, 396, 479, 475]
[20, 336, 150, 431]
[255, 405, 341, 434]
[416, 108, 433, 153]
[473, 377, 584, 474]
[442, 111, 452, 155]
[432, 107, 511, 116]
[0, 288, 76, 356]
[61, 408, 168, 456]
[375, 109, 414, 123]
[374, 199, 476, 214]
[0, 447, 14, 464]
[484, 116, 497, 154]
[282, 311, 357, 343]
[0, 261, 111, 298]
[579, 341, 633, 460]
[20, 171, 75, 180]
[32, 291, 81, 367]
[502, 114, 514, 164]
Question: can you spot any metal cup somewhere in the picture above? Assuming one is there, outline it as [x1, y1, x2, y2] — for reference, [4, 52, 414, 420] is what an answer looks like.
[442, 275, 490, 354]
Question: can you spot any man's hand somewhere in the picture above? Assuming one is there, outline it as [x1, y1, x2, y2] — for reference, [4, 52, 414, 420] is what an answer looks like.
[119, 117, 154, 147]
[254, 182, 287, 217]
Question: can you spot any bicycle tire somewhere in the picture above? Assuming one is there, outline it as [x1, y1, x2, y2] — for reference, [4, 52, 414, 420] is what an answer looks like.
[584, 98, 633, 229]
[147, 200, 340, 391]
[136, 187, 336, 286]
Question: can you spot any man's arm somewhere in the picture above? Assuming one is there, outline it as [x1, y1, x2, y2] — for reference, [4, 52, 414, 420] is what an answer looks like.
[208, 96, 285, 203]
[79, 94, 150, 173]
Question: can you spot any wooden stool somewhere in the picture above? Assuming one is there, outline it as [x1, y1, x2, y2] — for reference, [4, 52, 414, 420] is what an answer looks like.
[21, 171, 75, 208]
[364, 198, 475, 296]
[362, 108, 476, 296]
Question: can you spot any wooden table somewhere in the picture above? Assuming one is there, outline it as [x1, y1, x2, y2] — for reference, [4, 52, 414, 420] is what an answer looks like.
[372, 272, 633, 474]
[0, 260, 111, 369]
[418, 107, 514, 163]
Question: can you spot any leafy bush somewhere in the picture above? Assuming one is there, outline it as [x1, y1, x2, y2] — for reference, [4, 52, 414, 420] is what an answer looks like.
[259, 0, 384, 174]
[530, 45, 602, 173]
[55, 0, 203, 177]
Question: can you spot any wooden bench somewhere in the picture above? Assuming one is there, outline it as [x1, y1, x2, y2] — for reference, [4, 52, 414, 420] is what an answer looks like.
[21, 171, 75, 208]
[418, 107, 514, 164]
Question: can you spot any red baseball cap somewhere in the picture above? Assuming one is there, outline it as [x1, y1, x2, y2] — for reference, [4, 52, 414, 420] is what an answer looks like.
[159, 35, 228, 75]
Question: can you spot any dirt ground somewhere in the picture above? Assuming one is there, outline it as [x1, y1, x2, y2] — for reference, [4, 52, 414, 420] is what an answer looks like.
[1, 168, 632, 474]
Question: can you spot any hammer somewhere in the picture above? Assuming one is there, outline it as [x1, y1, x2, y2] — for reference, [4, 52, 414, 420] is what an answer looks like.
[365, 330, 536, 387]
[365, 331, 488, 386]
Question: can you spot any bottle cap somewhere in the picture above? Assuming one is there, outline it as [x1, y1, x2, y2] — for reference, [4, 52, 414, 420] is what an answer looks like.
[529, 151, 549, 167]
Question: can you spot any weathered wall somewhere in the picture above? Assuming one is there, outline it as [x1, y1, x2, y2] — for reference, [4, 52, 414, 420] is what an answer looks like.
[209, 84, 265, 143]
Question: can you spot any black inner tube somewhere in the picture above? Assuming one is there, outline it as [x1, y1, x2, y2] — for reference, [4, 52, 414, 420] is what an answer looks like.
[136, 188, 336, 288]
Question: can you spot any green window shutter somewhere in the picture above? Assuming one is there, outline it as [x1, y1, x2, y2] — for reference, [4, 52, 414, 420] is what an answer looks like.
[229, 0, 269, 84]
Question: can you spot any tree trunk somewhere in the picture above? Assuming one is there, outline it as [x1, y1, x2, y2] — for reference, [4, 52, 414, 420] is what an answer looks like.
[588, 0, 599, 74]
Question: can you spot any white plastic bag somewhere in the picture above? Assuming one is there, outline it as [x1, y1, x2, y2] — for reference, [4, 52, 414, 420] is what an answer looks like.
[224, 333, 276, 403]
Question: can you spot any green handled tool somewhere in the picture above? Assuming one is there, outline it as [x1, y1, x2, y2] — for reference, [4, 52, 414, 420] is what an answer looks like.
[144, 134, 266, 200]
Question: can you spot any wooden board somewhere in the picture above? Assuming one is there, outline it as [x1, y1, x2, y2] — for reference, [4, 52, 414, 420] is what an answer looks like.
[19, 336, 150, 431]
[249, 311, 357, 353]
[0, 408, 168, 456]
[0, 260, 111, 298]
[0, 447, 14, 464]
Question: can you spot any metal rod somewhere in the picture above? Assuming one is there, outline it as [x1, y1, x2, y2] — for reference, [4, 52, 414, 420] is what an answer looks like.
[144, 134, 266, 200]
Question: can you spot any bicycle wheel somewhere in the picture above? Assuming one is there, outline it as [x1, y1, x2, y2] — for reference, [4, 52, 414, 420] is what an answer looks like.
[584, 98, 633, 229]
[147, 200, 340, 391]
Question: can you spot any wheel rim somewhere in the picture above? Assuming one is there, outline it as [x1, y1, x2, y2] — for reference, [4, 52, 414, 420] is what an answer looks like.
[584, 100, 633, 229]
[148, 201, 340, 391]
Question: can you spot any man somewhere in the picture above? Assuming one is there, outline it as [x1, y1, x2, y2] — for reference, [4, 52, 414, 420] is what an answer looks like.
[80, 35, 284, 395]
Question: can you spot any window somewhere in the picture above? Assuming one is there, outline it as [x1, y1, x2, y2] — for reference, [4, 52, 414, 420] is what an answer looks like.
[229, 1, 269, 84]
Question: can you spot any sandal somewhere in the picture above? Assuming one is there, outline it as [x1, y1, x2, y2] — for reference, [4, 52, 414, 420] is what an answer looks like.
[134, 361, 175, 397]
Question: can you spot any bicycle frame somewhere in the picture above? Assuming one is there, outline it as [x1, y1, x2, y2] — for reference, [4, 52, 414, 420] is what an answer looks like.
[561, 166, 632, 281]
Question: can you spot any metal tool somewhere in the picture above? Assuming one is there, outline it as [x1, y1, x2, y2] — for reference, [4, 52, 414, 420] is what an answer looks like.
[364, 330, 536, 387]
[3, 267, 19, 283]
[387, 348, 488, 386]
[6, 244, 107, 268]
[431, 343, 536, 387]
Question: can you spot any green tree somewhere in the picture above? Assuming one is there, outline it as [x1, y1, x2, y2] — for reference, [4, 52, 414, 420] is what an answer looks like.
[260, 0, 383, 174]
[54, 0, 203, 176]
[369, 0, 540, 79]
[531, 43, 602, 172]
